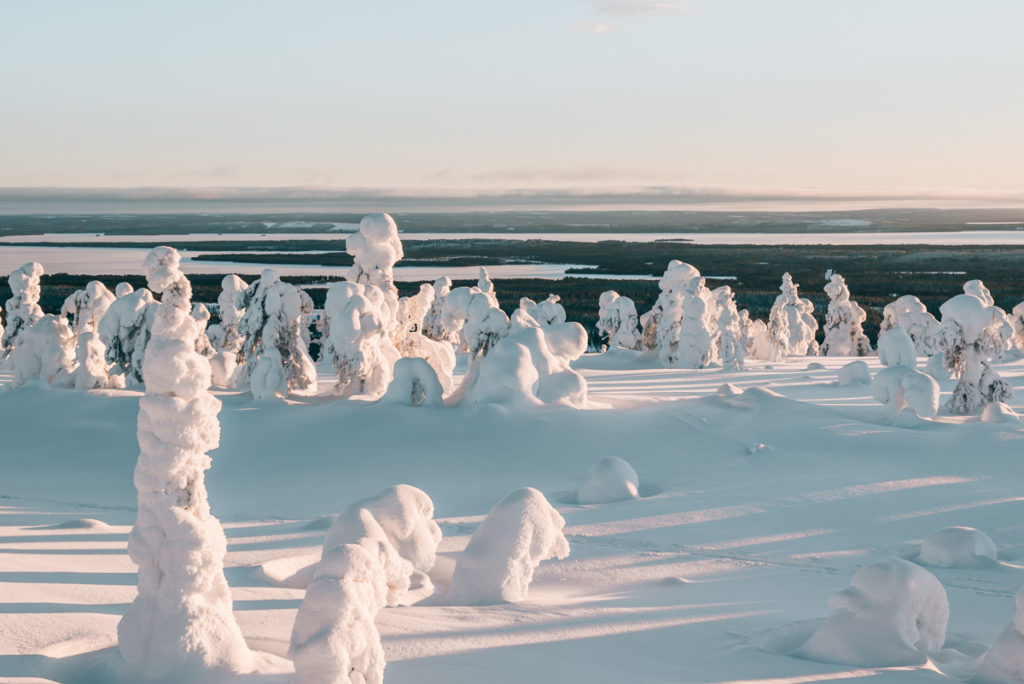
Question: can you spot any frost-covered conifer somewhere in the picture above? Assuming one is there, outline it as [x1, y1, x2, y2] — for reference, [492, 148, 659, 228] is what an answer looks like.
[820, 273, 870, 356]
[118, 247, 251, 678]
[61, 280, 115, 335]
[2, 262, 45, 355]
[517, 294, 566, 328]
[767, 273, 819, 359]
[740, 311, 773, 360]
[97, 286, 156, 386]
[346, 212, 403, 298]
[640, 260, 700, 350]
[715, 286, 745, 370]
[394, 283, 455, 392]
[191, 302, 215, 357]
[657, 273, 715, 369]
[477, 266, 498, 307]
[442, 287, 509, 367]
[422, 276, 452, 342]
[206, 275, 248, 353]
[596, 290, 642, 351]
[877, 326, 917, 368]
[938, 289, 1013, 414]
[70, 330, 116, 390]
[880, 295, 940, 356]
[10, 314, 75, 387]
[236, 268, 317, 399]
[321, 281, 400, 397]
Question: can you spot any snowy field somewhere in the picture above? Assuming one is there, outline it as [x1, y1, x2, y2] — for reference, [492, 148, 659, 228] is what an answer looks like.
[3, 352, 1024, 683]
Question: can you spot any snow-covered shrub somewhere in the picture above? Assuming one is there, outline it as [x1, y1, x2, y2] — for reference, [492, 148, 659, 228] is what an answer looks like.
[119, 246, 251, 678]
[70, 330, 117, 390]
[2, 262, 45, 355]
[459, 322, 588, 408]
[290, 485, 440, 684]
[443, 287, 509, 367]
[380, 357, 444, 407]
[236, 268, 317, 399]
[9, 314, 74, 387]
[321, 281, 400, 397]
[640, 260, 700, 350]
[395, 283, 455, 392]
[767, 273, 819, 359]
[714, 286, 745, 370]
[837, 360, 871, 386]
[596, 290, 642, 350]
[61, 280, 115, 335]
[938, 291, 1013, 414]
[977, 585, 1024, 683]
[880, 295, 940, 356]
[871, 366, 940, 419]
[97, 286, 156, 386]
[820, 273, 870, 356]
[206, 274, 248, 353]
[346, 212, 403, 298]
[578, 456, 640, 504]
[917, 526, 997, 568]
[741, 312, 773, 360]
[796, 559, 948, 666]
[422, 276, 452, 341]
[877, 326, 917, 367]
[448, 487, 569, 604]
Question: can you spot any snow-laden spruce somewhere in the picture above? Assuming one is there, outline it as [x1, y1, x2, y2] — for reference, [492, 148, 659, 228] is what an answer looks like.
[448, 487, 569, 604]
[321, 281, 400, 397]
[9, 314, 75, 388]
[880, 295, 941, 356]
[596, 290, 642, 351]
[740, 310, 773, 360]
[767, 273, 819, 359]
[2, 262, 45, 356]
[236, 268, 317, 400]
[422, 276, 453, 342]
[820, 273, 870, 356]
[459, 321, 588, 408]
[938, 286, 1013, 414]
[119, 247, 251, 679]
[442, 286, 509, 366]
[517, 294, 567, 328]
[577, 456, 640, 504]
[98, 285, 156, 386]
[714, 285, 746, 370]
[796, 558, 948, 667]
[916, 526, 997, 568]
[976, 585, 1024, 683]
[394, 283, 456, 393]
[290, 485, 440, 684]
[651, 264, 716, 369]
[640, 260, 699, 350]
[346, 212, 403, 297]
[61, 280, 115, 335]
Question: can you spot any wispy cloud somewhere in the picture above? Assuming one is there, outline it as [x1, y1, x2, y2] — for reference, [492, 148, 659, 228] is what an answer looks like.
[566, 18, 612, 34]
[569, 0, 691, 33]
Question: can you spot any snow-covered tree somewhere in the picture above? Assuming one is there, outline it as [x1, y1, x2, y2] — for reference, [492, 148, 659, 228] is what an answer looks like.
[880, 295, 940, 356]
[422, 276, 452, 342]
[517, 295, 566, 328]
[321, 281, 400, 397]
[9, 314, 75, 387]
[346, 212, 403, 298]
[442, 287, 509, 367]
[657, 273, 715, 369]
[2, 262, 45, 356]
[191, 303, 215, 357]
[714, 286, 745, 370]
[877, 326, 917, 367]
[596, 290, 642, 351]
[97, 286, 156, 386]
[205, 275, 248, 353]
[393, 283, 456, 392]
[767, 272, 819, 359]
[740, 311, 773, 360]
[61, 280, 115, 335]
[1010, 301, 1024, 352]
[236, 268, 317, 400]
[118, 246, 251, 678]
[872, 366, 940, 419]
[963, 278, 994, 306]
[448, 487, 569, 605]
[477, 267, 498, 307]
[640, 260, 700, 350]
[69, 330, 117, 390]
[938, 290, 1013, 414]
[820, 273, 870, 356]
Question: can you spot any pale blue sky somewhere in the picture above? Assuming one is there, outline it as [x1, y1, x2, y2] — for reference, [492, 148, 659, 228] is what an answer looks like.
[2, 1, 1022, 202]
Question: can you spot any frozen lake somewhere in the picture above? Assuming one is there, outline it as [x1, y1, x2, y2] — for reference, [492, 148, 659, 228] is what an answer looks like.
[3, 229, 1024, 245]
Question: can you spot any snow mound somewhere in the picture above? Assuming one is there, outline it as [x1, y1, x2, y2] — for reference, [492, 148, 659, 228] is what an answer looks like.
[982, 402, 1021, 423]
[448, 487, 570, 604]
[577, 456, 640, 504]
[38, 518, 110, 530]
[871, 366, 940, 419]
[977, 585, 1024, 683]
[380, 357, 444, 407]
[796, 558, 949, 666]
[258, 554, 320, 589]
[878, 326, 917, 368]
[917, 526, 997, 568]
[837, 360, 871, 386]
[805, 362, 825, 371]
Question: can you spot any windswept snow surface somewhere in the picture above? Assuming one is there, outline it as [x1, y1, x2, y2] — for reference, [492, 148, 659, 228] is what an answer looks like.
[2, 353, 1024, 682]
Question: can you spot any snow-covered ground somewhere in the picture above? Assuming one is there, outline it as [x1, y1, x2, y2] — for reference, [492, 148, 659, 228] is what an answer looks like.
[2, 351, 1024, 682]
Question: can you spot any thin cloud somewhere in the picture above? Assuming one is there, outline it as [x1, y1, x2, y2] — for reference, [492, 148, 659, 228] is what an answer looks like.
[566, 19, 612, 34]
[589, 0, 691, 17]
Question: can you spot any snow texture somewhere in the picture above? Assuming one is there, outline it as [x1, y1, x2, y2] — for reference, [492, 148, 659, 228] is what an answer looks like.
[236, 268, 317, 399]
[119, 246, 252, 679]
[877, 326, 918, 367]
[596, 290, 642, 351]
[448, 487, 570, 605]
[917, 526, 997, 568]
[2, 262, 45, 355]
[768, 273, 819, 359]
[871, 365, 940, 419]
[837, 360, 871, 386]
[577, 456, 640, 504]
[820, 273, 871, 356]
[938, 288, 1013, 414]
[796, 559, 949, 666]
[982, 402, 1021, 423]
[977, 586, 1024, 683]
